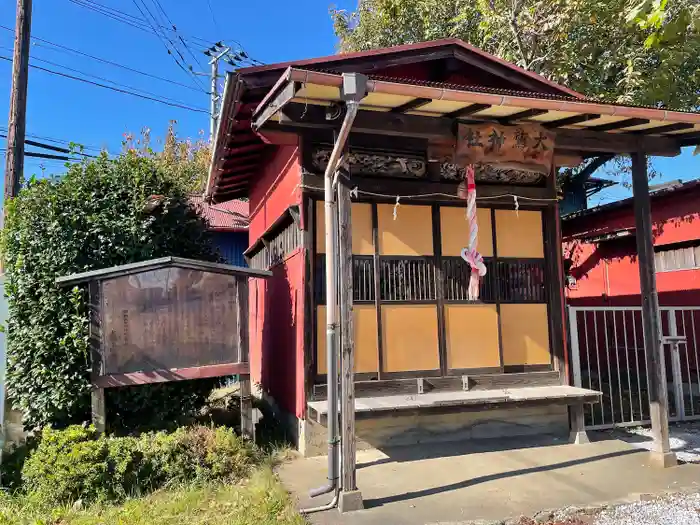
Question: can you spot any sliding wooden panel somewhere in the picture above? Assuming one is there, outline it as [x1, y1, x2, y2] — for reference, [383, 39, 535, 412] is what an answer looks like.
[500, 303, 551, 366]
[440, 206, 494, 257]
[495, 209, 544, 258]
[350, 203, 374, 255]
[315, 201, 374, 255]
[444, 304, 500, 369]
[377, 204, 434, 255]
[316, 305, 379, 374]
[381, 305, 439, 372]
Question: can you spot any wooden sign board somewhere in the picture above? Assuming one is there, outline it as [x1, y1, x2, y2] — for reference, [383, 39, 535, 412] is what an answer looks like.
[56, 257, 272, 389]
[456, 123, 555, 174]
[57, 257, 271, 435]
[100, 267, 240, 380]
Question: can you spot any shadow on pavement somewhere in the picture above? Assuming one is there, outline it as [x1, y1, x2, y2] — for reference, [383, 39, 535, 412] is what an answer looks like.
[362, 447, 642, 509]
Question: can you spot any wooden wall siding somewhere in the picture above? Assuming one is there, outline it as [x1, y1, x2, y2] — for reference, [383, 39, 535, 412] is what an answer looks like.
[377, 204, 434, 256]
[310, 197, 555, 383]
[316, 305, 379, 374]
[379, 258, 437, 302]
[315, 201, 374, 255]
[445, 304, 500, 369]
[381, 304, 440, 372]
[248, 219, 302, 270]
[500, 303, 551, 366]
[495, 209, 544, 258]
[440, 206, 494, 257]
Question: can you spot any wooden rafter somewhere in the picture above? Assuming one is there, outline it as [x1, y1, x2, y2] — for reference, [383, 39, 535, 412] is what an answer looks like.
[589, 118, 650, 132]
[543, 114, 601, 129]
[391, 97, 433, 113]
[444, 103, 491, 119]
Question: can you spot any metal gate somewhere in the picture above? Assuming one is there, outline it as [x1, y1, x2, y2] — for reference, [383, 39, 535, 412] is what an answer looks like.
[568, 306, 700, 430]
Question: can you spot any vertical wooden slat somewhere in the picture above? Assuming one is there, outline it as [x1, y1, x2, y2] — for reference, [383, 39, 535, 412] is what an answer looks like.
[632, 150, 675, 466]
[305, 196, 317, 399]
[492, 208, 505, 372]
[338, 182, 357, 493]
[432, 205, 448, 375]
[237, 277, 253, 439]
[543, 202, 566, 380]
[89, 281, 106, 434]
[372, 204, 384, 379]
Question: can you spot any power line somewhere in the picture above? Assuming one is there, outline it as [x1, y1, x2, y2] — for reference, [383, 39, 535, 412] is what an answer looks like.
[0, 45, 205, 108]
[0, 23, 206, 93]
[0, 127, 104, 154]
[0, 125, 102, 152]
[205, 0, 221, 34]
[129, 0, 206, 91]
[0, 55, 209, 113]
[25, 151, 82, 161]
[0, 133, 97, 157]
[65, 0, 263, 66]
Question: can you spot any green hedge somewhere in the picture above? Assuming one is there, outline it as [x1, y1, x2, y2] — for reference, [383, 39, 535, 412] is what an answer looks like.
[13, 425, 260, 506]
[2, 153, 222, 430]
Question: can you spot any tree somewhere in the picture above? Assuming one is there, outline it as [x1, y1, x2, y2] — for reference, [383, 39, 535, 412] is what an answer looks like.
[122, 121, 211, 193]
[2, 151, 220, 431]
[332, 0, 700, 109]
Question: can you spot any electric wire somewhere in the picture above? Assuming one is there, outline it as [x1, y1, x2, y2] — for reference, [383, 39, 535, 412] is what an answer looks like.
[0, 45, 208, 107]
[0, 23, 206, 93]
[65, 0, 263, 66]
[0, 56, 209, 113]
[129, 0, 207, 91]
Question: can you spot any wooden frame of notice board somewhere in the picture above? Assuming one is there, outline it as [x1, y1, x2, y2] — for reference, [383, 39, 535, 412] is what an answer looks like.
[56, 256, 271, 436]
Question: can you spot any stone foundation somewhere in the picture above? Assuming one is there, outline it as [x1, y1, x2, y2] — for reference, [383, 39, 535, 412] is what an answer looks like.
[298, 404, 569, 457]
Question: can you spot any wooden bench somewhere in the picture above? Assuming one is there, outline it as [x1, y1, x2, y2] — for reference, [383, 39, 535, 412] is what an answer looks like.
[307, 385, 601, 444]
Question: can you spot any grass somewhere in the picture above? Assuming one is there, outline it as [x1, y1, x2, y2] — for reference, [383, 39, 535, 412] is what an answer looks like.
[0, 466, 306, 525]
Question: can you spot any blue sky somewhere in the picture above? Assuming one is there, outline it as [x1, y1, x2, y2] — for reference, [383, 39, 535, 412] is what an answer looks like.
[0, 0, 698, 204]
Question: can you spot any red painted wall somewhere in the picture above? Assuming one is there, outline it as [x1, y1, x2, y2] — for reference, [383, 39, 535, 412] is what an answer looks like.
[249, 249, 306, 417]
[247, 144, 307, 418]
[248, 143, 302, 242]
[563, 184, 700, 307]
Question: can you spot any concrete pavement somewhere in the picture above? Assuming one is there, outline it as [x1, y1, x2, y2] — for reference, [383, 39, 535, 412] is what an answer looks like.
[278, 435, 700, 525]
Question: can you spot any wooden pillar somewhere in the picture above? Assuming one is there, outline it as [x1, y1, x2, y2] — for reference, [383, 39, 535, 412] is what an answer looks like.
[88, 281, 106, 434]
[237, 278, 254, 440]
[337, 182, 364, 512]
[91, 388, 106, 434]
[631, 151, 676, 468]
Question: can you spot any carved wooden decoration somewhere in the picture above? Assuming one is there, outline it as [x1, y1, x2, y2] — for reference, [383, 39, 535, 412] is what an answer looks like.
[440, 163, 545, 185]
[311, 146, 426, 178]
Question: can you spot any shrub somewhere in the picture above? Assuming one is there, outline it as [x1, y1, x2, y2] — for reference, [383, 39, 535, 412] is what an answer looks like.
[20, 425, 259, 506]
[2, 152, 222, 430]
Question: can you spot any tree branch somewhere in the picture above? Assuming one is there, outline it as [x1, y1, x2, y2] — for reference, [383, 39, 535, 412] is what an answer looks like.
[560, 155, 615, 186]
[508, 0, 530, 69]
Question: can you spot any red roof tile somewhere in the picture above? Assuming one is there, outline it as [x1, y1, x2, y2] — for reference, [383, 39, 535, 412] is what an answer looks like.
[189, 195, 249, 232]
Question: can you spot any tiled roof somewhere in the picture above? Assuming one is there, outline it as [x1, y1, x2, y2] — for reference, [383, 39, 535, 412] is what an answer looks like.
[189, 195, 249, 231]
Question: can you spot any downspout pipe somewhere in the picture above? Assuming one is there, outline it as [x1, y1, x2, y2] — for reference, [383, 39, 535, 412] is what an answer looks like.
[303, 73, 366, 514]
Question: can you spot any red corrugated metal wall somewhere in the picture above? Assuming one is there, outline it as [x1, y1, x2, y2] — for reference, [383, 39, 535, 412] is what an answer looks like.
[563, 185, 700, 307]
[248, 143, 307, 417]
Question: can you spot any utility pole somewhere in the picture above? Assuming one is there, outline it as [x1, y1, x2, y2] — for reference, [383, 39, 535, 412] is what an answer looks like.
[1, 0, 32, 478]
[4, 0, 32, 205]
[200, 44, 232, 139]
[210, 55, 218, 138]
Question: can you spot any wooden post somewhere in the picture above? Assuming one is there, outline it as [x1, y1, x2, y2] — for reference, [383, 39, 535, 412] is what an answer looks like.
[91, 388, 106, 434]
[631, 151, 676, 468]
[236, 278, 254, 440]
[337, 182, 364, 512]
[4, 0, 32, 205]
[88, 281, 106, 434]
